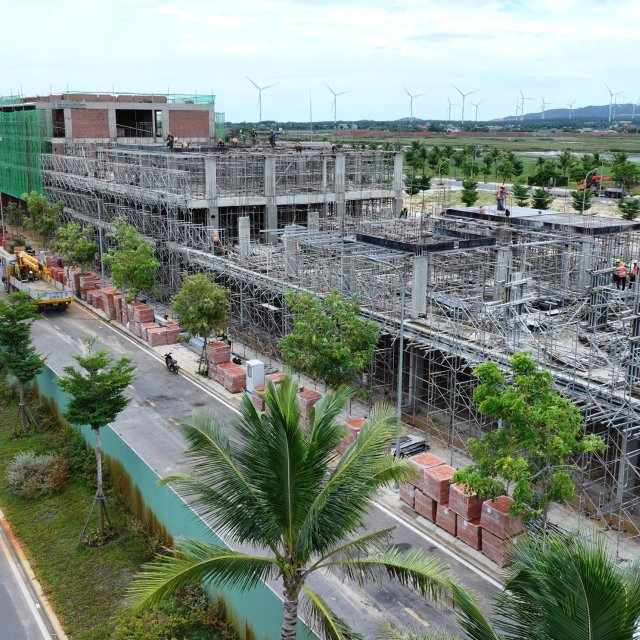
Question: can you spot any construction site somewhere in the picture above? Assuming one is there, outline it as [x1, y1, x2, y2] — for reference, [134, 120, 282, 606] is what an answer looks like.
[1, 96, 640, 543]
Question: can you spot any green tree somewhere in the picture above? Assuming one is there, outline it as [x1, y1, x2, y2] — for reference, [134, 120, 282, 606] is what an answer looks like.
[619, 198, 640, 221]
[56, 336, 135, 538]
[53, 221, 99, 271]
[511, 181, 530, 207]
[486, 148, 501, 177]
[531, 187, 553, 210]
[453, 352, 605, 525]
[497, 161, 516, 182]
[170, 273, 230, 373]
[611, 161, 639, 191]
[570, 189, 592, 213]
[530, 161, 560, 187]
[460, 178, 480, 206]
[22, 191, 63, 248]
[129, 379, 459, 640]
[557, 150, 573, 177]
[104, 216, 160, 302]
[0, 292, 46, 435]
[4, 202, 24, 229]
[279, 290, 380, 389]
[387, 533, 640, 640]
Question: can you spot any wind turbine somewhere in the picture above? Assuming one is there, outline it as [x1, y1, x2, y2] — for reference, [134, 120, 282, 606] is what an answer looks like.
[326, 83, 350, 131]
[471, 99, 483, 122]
[539, 97, 551, 120]
[605, 84, 623, 123]
[519, 88, 533, 122]
[453, 85, 478, 125]
[404, 87, 424, 125]
[446, 97, 459, 122]
[246, 77, 277, 123]
[566, 100, 576, 120]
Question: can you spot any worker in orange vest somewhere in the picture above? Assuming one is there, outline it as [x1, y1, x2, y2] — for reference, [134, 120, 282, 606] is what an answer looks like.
[616, 260, 627, 291]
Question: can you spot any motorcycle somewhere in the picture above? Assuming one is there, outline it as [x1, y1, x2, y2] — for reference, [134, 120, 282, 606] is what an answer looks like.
[164, 352, 180, 374]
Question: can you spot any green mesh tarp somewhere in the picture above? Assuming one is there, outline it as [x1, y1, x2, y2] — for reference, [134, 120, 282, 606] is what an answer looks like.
[215, 111, 225, 140]
[0, 109, 51, 198]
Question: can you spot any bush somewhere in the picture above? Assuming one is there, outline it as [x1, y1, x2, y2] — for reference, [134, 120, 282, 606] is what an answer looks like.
[113, 586, 239, 640]
[7, 451, 69, 497]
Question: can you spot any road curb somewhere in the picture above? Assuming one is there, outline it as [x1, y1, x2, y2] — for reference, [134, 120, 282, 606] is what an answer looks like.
[0, 506, 69, 640]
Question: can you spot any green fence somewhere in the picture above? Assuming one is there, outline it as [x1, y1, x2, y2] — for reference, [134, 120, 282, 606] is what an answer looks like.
[0, 109, 51, 198]
[35, 364, 315, 639]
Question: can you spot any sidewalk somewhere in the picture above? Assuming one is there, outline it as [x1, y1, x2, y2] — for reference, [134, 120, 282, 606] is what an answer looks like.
[80, 299, 640, 573]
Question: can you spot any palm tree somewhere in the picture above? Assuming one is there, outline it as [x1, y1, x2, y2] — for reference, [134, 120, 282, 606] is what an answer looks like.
[129, 377, 459, 640]
[388, 533, 640, 640]
[557, 150, 573, 177]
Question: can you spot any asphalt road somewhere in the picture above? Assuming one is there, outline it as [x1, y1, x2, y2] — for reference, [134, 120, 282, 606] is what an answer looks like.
[0, 514, 53, 640]
[28, 301, 499, 637]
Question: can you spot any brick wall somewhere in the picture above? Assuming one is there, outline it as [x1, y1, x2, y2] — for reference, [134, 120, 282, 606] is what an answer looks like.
[168, 110, 210, 138]
[71, 109, 110, 138]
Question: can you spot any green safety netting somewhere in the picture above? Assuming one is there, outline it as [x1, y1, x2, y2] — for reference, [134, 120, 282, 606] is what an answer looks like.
[215, 112, 225, 140]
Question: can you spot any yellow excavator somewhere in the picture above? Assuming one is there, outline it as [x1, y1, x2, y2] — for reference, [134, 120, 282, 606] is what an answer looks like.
[1, 248, 73, 310]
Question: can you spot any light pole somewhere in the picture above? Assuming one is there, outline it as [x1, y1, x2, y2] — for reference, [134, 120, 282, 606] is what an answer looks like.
[366, 256, 406, 461]
[582, 168, 597, 215]
[437, 159, 447, 184]
[94, 196, 105, 281]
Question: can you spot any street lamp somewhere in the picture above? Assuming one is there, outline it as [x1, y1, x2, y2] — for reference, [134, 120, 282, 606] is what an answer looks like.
[437, 159, 448, 185]
[582, 168, 597, 215]
[364, 255, 407, 463]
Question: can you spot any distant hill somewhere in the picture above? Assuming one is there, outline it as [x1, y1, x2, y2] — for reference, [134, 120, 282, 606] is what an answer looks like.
[502, 103, 639, 121]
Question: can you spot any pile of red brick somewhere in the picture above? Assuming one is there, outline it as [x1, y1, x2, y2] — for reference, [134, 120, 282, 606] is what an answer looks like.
[338, 417, 366, 453]
[247, 373, 288, 412]
[297, 388, 322, 419]
[206, 341, 246, 393]
[400, 455, 524, 566]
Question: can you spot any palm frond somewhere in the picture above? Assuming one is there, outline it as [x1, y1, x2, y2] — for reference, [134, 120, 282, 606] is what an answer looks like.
[318, 548, 457, 605]
[497, 533, 638, 640]
[295, 404, 417, 558]
[166, 411, 282, 548]
[302, 584, 364, 640]
[128, 539, 278, 612]
[307, 527, 396, 572]
[449, 584, 501, 640]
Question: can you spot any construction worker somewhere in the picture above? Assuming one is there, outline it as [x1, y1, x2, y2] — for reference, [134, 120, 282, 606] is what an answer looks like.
[496, 184, 507, 211]
[217, 138, 225, 148]
[165, 132, 175, 150]
[231, 137, 239, 146]
[250, 129, 258, 145]
[269, 130, 277, 147]
[616, 260, 627, 291]
[294, 142, 302, 154]
[631, 261, 639, 288]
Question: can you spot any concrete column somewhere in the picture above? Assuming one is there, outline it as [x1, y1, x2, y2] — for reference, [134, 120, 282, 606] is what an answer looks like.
[284, 235, 298, 278]
[407, 348, 424, 409]
[107, 105, 117, 141]
[204, 156, 219, 229]
[238, 216, 250, 260]
[162, 107, 170, 138]
[393, 152, 404, 215]
[264, 156, 278, 243]
[587, 260, 610, 330]
[577, 240, 595, 291]
[494, 247, 512, 302]
[307, 210, 320, 232]
[321, 157, 328, 216]
[209, 106, 216, 142]
[560, 243, 571, 294]
[63, 108, 73, 140]
[335, 154, 346, 224]
[411, 256, 428, 318]
[341, 252, 355, 296]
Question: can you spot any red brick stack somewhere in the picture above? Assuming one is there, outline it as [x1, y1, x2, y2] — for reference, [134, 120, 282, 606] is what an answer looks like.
[210, 361, 237, 385]
[79, 274, 101, 300]
[206, 341, 231, 365]
[249, 385, 266, 411]
[98, 287, 119, 320]
[49, 266, 66, 283]
[479, 496, 524, 566]
[339, 417, 367, 453]
[67, 268, 82, 295]
[414, 489, 438, 522]
[424, 465, 456, 503]
[407, 452, 445, 493]
[297, 388, 322, 418]
[266, 372, 287, 386]
[449, 484, 486, 550]
[399, 483, 416, 509]
[436, 503, 457, 536]
[146, 327, 168, 347]
[163, 322, 181, 345]
[223, 367, 246, 393]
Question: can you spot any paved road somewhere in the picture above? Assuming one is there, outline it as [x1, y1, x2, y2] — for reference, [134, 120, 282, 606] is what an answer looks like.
[29, 302, 499, 637]
[0, 513, 53, 640]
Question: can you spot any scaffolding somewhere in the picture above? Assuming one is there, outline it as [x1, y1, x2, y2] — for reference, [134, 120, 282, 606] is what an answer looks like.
[38, 142, 640, 541]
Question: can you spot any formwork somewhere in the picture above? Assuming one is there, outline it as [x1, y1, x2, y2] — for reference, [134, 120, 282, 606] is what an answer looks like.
[39, 142, 640, 544]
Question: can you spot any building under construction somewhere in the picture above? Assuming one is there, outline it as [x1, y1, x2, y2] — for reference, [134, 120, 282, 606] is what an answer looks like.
[1, 96, 639, 541]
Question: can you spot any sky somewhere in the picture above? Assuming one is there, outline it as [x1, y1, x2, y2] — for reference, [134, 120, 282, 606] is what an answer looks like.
[2, 0, 639, 123]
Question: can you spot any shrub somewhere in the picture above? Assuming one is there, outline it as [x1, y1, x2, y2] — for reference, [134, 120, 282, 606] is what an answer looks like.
[113, 586, 239, 640]
[7, 451, 69, 497]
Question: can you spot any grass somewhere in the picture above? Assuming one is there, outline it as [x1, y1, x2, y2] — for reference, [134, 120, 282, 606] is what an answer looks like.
[0, 382, 237, 640]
